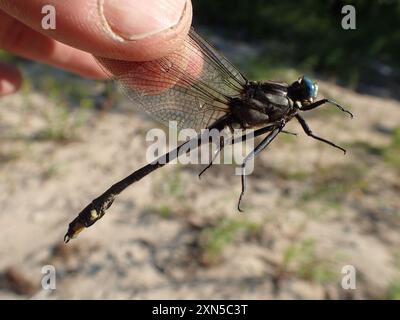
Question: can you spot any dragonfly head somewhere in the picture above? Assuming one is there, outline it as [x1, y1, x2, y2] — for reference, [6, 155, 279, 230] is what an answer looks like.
[288, 76, 318, 106]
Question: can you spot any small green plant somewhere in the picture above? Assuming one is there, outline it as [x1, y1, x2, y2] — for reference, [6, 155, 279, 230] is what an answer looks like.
[282, 239, 337, 284]
[383, 127, 400, 169]
[40, 74, 97, 108]
[300, 163, 368, 205]
[0, 146, 22, 163]
[270, 166, 309, 182]
[348, 128, 400, 170]
[35, 104, 86, 142]
[387, 254, 400, 300]
[199, 218, 261, 266]
[42, 163, 63, 180]
[26, 73, 94, 143]
[155, 168, 185, 199]
[347, 140, 384, 157]
[387, 281, 400, 300]
[147, 205, 172, 219]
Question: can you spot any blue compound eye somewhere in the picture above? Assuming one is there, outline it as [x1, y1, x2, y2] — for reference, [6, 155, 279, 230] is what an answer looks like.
[303, 77, 318, 98]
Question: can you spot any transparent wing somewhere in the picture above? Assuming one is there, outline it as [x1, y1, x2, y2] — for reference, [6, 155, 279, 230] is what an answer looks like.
[96, 28, 247, 131]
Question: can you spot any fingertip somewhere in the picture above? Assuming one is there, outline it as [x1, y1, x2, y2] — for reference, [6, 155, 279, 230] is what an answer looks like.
[0, 63, 22, 96]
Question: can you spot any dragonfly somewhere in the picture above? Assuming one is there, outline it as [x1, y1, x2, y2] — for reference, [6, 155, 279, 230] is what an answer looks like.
[64, 28, 353, 243]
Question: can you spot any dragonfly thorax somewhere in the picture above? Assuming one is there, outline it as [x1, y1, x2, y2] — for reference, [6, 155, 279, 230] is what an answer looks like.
[229, 82, 294, 129]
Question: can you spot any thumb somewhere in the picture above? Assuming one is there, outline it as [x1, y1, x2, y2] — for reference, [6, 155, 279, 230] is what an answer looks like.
[0, 0, 192, 61]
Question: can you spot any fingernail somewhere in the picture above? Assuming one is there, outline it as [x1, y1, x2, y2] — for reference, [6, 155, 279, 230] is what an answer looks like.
[0, 79, 17, 96]
[101, 0, 187, 41]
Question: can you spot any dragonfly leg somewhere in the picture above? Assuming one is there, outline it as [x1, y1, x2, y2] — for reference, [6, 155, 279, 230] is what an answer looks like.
[198, 136, 225, 179]
[301, 98, 353, 118]
[238, 122, 284, 212]
[199, 124, 278, 179]
[296, 114, 347, 154]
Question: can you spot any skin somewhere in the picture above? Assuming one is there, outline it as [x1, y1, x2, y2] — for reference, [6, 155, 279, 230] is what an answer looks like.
[0, 0, 193, 96]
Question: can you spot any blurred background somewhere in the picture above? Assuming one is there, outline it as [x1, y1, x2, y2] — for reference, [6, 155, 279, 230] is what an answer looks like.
[0, 0, 399, 299]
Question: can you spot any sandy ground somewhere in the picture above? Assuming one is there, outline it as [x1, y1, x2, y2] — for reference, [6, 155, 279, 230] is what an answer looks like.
[0, 66, 399, 299]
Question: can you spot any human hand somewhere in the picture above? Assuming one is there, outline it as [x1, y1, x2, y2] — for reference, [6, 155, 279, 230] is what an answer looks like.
[0, 0, 192, 95]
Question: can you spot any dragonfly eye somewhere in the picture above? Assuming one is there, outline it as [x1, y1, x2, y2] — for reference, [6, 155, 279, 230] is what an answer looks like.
[303, 77, 318, 99]
[288, 76, 318, 103]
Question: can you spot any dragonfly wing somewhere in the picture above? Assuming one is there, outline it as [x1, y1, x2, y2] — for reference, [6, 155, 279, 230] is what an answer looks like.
[96, 28, 247, 132]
